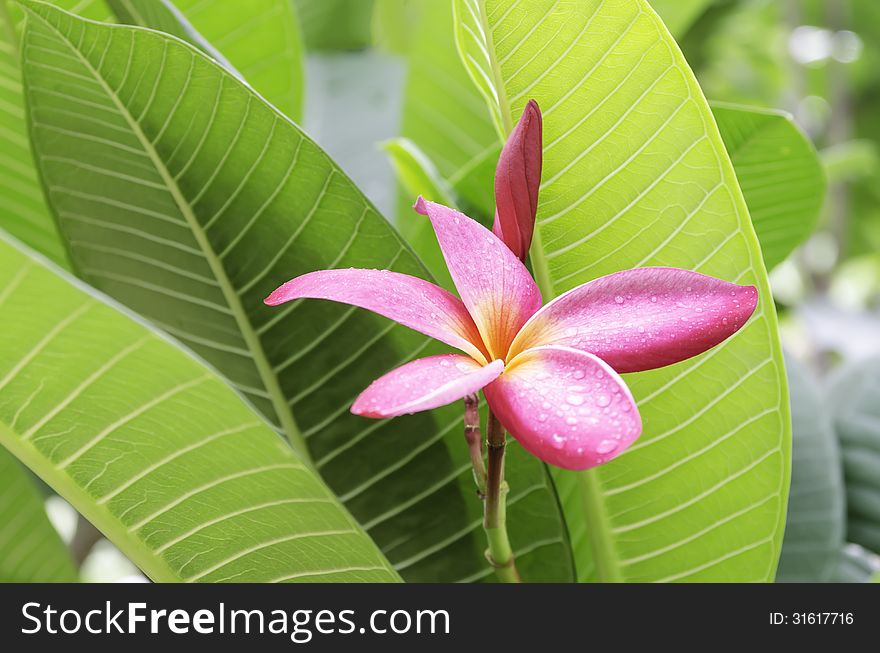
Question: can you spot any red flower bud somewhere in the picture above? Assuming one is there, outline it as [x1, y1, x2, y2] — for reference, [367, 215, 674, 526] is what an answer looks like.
[492, 99, 543, 261]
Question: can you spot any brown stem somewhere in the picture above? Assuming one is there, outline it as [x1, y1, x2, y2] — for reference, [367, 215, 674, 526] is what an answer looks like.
[463, 393, 487, 496]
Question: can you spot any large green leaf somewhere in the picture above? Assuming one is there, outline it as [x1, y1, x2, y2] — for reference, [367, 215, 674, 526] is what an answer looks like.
[0, 0, 108, 267]
[775, 356, 844, 582]
[0, 446, 77, 581]
[386, 3, 820, 289]
[0, 233, 398, 583]
[455, 0, 789, 581]
[829, 357, 880, 555]
[19, 0, 573, 581]
[712, 103, 825, 270]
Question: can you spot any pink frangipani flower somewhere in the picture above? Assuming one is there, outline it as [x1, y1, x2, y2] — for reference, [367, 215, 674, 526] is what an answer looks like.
[265, 195, 758, 471]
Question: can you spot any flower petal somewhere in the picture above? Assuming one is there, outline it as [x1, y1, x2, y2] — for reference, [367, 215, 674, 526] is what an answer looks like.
[493, 99, 542, 261]
[414, 197, 542, 360]
[265, 269, 488, 363]
[509, 267, 758, 373]
[484, 346, 641, 470]
[352, 355, 504, 418]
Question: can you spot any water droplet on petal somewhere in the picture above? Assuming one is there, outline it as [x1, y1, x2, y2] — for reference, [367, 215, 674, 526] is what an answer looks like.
[551, 433, 564, 449]
[614, 295, 624, 304]
[596, 394, 611, 408]
[566, 394, 584, 406]
[596, 439, 617, 454]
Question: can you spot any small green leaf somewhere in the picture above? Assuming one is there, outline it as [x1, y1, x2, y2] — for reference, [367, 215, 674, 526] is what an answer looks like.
[776, 356, 844, 582]
[382, 137, 456, 288]
[0, 232, 399, 583]
[712, 103, 826, 270]
[830, 356, 880, 556]
[0, 447, 77, 581]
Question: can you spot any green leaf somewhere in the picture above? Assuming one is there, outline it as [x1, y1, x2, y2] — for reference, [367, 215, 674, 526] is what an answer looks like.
[381, 137, 456, 289]
[455, 0, 789, 582]
[830, 543, 880, 583]
[0, 232, 399, 583]
[19, 0, 573, 582]
[829, 357, 880, 555]
[170, 0, 304, 121]
[648, 0, 712, 38]
[0, 0, 109, 267]
[712, 103, 826, 270]
[775, 356, 844, 582]
[401, 0, 497, 180]
[107, 0, 243, 81]
[295, 0, 373, 51]
[0, 446, 77, 581]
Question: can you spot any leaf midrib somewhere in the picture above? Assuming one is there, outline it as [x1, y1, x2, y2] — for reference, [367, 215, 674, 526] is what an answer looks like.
[471, 0, 619, 582]
[23, 6, 310, 462]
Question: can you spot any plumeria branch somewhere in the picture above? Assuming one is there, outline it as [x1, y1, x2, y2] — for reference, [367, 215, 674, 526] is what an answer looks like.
[463, 393, 487, 497]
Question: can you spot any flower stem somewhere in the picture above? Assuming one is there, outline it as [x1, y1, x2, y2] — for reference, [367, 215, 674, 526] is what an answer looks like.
[483, 409, 521, 583]
[463, 394, 487, 496]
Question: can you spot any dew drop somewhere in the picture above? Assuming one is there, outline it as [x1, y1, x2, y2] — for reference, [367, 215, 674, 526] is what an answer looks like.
[538, 413, 548, 422]
[551, 433, 565, 449]
[614, 295, 625, 304]
[596, 439, 617, 454]
[594, 368, 605, 379]
[573, 370, 586, 380]
[596, 394, 611, 408]
[650, 296, 658, 303]
[566, 416, 578, 426]
[566, 394, 584, 406]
